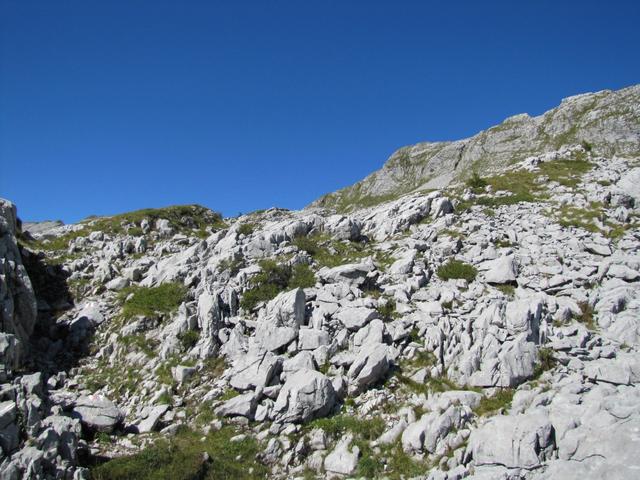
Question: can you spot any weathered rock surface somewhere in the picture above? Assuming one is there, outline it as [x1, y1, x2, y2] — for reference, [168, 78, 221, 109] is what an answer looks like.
[272, 369, 335, 423]
[470, 410, 555, 469]
[0, 199, 37, 360]
[73, 395, 124, 432]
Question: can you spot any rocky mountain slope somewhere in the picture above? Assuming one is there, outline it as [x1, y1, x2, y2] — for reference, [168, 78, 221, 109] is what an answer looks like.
[312, 84, 640, 212]
[1, 85, 640, 480]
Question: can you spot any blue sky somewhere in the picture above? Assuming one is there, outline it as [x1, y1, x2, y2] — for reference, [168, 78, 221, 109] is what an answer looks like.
[1, 1, 639, 222]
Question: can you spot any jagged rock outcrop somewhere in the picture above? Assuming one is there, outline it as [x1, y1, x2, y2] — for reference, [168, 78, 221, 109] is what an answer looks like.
[0, 199, 37, 366]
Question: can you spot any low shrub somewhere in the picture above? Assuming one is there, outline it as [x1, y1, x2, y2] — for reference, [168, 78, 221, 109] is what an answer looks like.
[239, 259, 289, 311]
[178, 330, 200, 350]
[377, 298, 398, 320]
[466, 171, 488, 192]
[288, 263, 316, 289]
[236, 223, 256, 236]
[437, 260, 478, 282]
[534, 347, 557, 378]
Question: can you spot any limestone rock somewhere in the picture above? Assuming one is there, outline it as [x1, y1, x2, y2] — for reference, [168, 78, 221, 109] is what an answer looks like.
[137, 405, 170, 433]
[483, 255, 518, 284]
[324, 433, 360, 475]
[470, 410, 555, 469]
[347, 343, 389, 395]
[335, 307, 379, 331]
[73, 395, 124, 433]
[215, 392, 259, 420]
[0, 198, 37, 361]
[318, 262, 374, 287]
[272, 369, 335, 423]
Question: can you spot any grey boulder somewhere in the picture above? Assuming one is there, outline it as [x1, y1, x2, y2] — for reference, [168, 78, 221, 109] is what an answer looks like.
[347, 343, 389, 395]
[483, 255, 518, 284]
[215, 392, 259, 420]
[470, 410, 555, 469]
[323, 433, 360, 475]
[73, 395, 124, 433]
[272, 369, 335, 423]
[335, 307, 379, 331]
[318, 262, 374, 288]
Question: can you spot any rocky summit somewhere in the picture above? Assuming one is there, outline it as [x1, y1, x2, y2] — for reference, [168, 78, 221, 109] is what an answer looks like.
[2, 85, 640, 480]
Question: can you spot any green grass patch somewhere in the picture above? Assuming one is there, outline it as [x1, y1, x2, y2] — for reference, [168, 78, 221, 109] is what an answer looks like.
[408, 350, 438, 369]
[239, 259, 291, 311]
[494, 238, 512, 248]
[473, 389, 514, 416]
[495, 284, 515, 297]
[551, 203, 635, 239]
[437, 260, 478, 282]
[156, 392, 173, 405]
[239, 283, 283, 312]
[178, 330, 200, 351]
[240, 260, 316, 311]
[466, 171, 488, 193]
[306, 415, 385, 442]
[288, 263, 316, 289]
[155, 356, 197, 387]
[321, 191, 401, 213]
[217, 389, 240, 402]
[537, 157, 593, 188]
[153, 357, 224, 393]
[303, 411, 430, 478]
[396, 373, 458, 395]
[554, 203, 603, 233]
[236, 222, 256, 236]
[91, 426, 268, 480]
[68, 277, 91, 298]
[218, 257, 245, 275]
[31, 205, 225, 252]
[438, 228, 466, 240]
[83, 362, 144, 400]
[357, 440, 431, 479]
[392, 350, 457, 395]
[457, 156, 592, 212]
[86, 204, 226, 236]
[484, 169, 540, 203]
[119, 282, 187, 319]
[293, 234, 374, 268]
[120, 334, 158, 357]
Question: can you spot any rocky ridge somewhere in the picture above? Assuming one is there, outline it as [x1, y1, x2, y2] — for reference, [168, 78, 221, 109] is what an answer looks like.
[313, 84, 640, 212]
[1, 87, 640, 479]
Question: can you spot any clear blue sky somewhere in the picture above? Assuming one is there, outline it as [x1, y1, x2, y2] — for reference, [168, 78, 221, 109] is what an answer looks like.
[1, 1, 639, 222]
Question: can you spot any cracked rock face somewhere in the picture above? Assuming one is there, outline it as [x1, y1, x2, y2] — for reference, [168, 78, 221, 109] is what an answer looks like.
[0, 199, 37, 364]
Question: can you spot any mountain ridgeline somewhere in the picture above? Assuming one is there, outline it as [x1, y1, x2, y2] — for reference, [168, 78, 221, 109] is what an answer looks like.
[313, 84, 640, 212]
